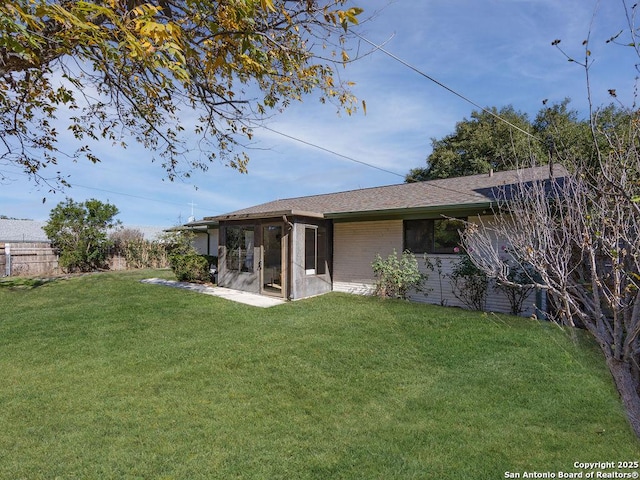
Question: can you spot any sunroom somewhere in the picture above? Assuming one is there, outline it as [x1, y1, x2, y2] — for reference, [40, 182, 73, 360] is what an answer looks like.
[213, 210, 332, 300]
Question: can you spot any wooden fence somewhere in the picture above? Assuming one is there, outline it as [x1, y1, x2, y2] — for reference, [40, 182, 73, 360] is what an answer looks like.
[0, 242, 60, 277]
[0, 242, 169, 277]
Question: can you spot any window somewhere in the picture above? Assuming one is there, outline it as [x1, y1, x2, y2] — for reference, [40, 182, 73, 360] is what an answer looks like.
[304, 225, 327, 275]
[433, 218, 465, 253]
[404, 218, 465, 254]
[225, 226, 254, 271]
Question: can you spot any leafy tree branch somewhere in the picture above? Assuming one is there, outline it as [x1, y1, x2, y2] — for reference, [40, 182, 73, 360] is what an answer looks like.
[0, 0, 364, 185]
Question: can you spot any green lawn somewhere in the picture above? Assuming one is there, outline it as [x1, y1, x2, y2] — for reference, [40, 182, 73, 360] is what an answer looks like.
[0, 269, 638, 479]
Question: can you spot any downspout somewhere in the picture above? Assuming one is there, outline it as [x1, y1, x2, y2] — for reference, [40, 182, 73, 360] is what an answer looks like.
[5, 243, 11, 277]
[534, 270, 548, 320]
[283, 215, 294, 300]
[288, 223, 294, 300]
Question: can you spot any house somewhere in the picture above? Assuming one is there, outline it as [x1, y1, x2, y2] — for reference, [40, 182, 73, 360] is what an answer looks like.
[0, 219, 50, 243]
[203, 165, 560, 315]
[166, 218, 219, 258]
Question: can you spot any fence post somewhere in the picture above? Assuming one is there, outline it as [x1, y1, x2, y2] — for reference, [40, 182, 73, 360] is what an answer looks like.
[5, 243, 11, 277]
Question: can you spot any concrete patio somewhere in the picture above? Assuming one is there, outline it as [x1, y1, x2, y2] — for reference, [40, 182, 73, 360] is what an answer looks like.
[141, 278, 285, 308]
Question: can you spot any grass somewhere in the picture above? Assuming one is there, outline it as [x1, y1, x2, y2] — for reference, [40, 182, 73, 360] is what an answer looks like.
[0, 269, 638, 479]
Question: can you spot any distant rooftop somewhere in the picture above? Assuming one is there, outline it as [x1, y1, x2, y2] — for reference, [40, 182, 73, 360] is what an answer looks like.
[0, 219, 48, 242]
[0, 219, 167, 243]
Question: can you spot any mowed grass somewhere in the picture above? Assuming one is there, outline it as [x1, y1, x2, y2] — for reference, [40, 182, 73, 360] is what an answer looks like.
[0, 270, 638, 479]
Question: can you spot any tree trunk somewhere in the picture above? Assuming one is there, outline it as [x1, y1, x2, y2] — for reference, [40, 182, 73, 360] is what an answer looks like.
[606, 356, 640, 439]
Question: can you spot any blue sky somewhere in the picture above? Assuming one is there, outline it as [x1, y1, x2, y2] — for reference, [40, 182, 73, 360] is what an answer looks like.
[0, 0, 634, 229]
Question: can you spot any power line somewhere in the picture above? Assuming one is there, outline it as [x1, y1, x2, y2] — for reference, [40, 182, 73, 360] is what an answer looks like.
[258, 124, 406, 178]
[70, 182, 189, 208]
[257, 124, 489, 201]
[1, 167, 191, 209]
[354, 32, 540, 142]
[255, 31, 542, 182]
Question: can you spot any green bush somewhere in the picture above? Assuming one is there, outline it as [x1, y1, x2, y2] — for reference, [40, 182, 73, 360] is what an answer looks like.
[44, 198, 120, 272]
[169, 253, 211, 283]
[449, 253, 488, 311]
[162, 230, 216, 283]
[371, 249, 425, 300]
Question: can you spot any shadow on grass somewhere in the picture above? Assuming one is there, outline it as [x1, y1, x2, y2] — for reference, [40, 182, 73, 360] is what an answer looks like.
[0, 277, 57, 290]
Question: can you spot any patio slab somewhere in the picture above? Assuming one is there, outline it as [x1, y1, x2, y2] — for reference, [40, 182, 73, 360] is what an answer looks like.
[141, 278, 286, 308]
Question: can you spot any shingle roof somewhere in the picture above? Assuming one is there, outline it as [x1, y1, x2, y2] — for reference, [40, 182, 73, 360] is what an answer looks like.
[0, 219, 49, 242]
[210, 165, 564, 221]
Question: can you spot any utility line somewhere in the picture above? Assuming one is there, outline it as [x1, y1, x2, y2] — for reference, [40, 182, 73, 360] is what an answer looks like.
[257, 124, 492, 202]
[256, 31, 542, 182]
[258, 124, 406, 178]
[70, 182, 190, 208]
[1, 167, 192, 210]
[354, 32, 540, 142]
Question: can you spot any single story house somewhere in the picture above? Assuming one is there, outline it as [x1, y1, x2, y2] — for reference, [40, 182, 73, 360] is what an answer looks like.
[166, 218, 219, 257]
[201, 165, 560, 315]
[0, 219, 50, 243]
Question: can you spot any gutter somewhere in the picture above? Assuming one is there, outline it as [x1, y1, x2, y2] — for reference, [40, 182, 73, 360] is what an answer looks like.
[324, 201, 495, 221]
[209, 209, 325, 222]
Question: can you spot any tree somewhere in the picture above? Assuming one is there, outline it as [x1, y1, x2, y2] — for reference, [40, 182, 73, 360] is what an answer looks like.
[533, 98, 593, 166]
[452, 9, 640, 435]
[415, 1, 640, 436]
[460, 157, 640, 438]
[405, 101, 595, 183]
[43, 198, 121, 272]
[0, 0, 363, 185]
[406, 106, 545, 182]
[402, 1, 640, 440]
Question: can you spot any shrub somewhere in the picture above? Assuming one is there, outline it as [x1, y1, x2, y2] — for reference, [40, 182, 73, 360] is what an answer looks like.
[123, 239, 169, 269]
[169, 252, 211, 283]
[371, 249, 425, 300]
[449, 253, 488, 311]
[162, 230, 215, 283]
[493, 253, 537, 316]
[110, 229, 170, 269]
[44, 198, 120, 272]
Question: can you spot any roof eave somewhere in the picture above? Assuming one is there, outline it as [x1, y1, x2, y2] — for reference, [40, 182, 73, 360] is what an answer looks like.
[210, 209, 325, 222]
[165, 219, 219, 232]
[325, 201, 495, 220]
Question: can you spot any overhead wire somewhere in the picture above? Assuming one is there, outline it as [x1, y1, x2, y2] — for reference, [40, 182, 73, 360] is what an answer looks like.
[5, 27, 543, 212]
[248, 29, 544, 206]
[253, 30, 542, 184]
[353, 31, 541, 142]
[258, 124, 406, 178]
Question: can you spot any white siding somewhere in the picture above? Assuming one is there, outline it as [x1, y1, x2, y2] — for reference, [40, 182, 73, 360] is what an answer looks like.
[191, 229, 219, 257]
[332, 281, 376, 295]
[332, 215, 539, 316]
[409, 254, 466, 308]
[407, 215, 538, 316]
